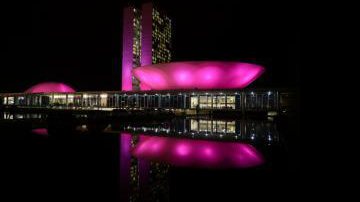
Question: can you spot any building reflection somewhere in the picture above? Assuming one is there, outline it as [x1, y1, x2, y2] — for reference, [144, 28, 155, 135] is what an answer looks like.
[31, 128, 48, 136]
[122, 118, 280, 145]
[133, 135, 264, 168]
[120, 133, 170, 202]
[119, 130, 266, 201]
[1, 112, 46, 120]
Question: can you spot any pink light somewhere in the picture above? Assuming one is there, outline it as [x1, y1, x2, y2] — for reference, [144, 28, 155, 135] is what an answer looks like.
[200, 66, 221, 82]
[119, 132, 132, 197]
[140, 82, 151, 91]
[173, 68, 194, 87]
[31, 128, 48, 136]
[203, 147, 214, 157]
[150, 143, 161, 152]
[132, 135, 264, 168]
[121, 7, 135, 91]
[134, 68, 168, 89]
[140, 2, 153, 67]
[25, 82, 75, 93]
[133, 61, 265, 91]
[175, 143, 191, 156]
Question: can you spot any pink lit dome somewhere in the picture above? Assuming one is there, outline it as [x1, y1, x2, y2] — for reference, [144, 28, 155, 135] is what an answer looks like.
[25, 82, 76, 93]
[133, 61, 265, 91]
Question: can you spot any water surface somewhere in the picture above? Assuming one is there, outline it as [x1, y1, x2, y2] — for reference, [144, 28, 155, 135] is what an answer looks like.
[1, 114, 300, 201]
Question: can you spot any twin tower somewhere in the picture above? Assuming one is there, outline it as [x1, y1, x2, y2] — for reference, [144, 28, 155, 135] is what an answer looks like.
[122, 2, 172, 91]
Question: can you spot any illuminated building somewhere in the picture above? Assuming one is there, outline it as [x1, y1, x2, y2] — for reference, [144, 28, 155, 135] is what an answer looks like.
[0, 2, 295, 115]
[24, 82, 75, 93]
[133, 61, 265, 90]
[1, 87, 284, 113]
[122, 2, 172, 91]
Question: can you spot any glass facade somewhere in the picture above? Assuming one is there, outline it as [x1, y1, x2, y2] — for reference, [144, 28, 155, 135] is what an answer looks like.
[1, 90, 282, 113]
[132, 8, 142, 68]
[191, 119, 236, 134]
[124, 3, 172, 91]
[120, 118, 280, 144]
[152, 8, 171, 64]
[132, 7, 142, 91]
[190, 95, 236, 109]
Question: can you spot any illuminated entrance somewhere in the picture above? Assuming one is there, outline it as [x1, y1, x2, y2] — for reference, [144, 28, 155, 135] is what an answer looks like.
[190, 95, 235, 109]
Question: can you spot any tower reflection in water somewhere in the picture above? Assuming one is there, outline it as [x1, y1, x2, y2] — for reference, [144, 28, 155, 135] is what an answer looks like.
[120, 133, 170, 202]
[119, 118, 276, 201]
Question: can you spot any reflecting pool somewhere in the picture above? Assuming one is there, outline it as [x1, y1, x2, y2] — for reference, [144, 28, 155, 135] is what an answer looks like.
[1, 114, 299, 201]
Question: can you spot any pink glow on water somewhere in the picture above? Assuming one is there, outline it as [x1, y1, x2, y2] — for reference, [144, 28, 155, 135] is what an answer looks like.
[132, 136, 264, 168]
[31, 128, 48, 136]
[150, 143, 161, 152]
[175, 143, 191, 156]
[25, 82, 75, 93]
[203, 147, 214, 157]
[119, 132, 132, 197]
[133, 61, 265, 91]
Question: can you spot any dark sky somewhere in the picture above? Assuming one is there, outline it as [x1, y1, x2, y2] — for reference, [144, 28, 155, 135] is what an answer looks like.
[2, 0, 301, 93]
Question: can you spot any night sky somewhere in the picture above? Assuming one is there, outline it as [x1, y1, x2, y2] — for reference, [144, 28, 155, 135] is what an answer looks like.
[2, 0, 301, 93]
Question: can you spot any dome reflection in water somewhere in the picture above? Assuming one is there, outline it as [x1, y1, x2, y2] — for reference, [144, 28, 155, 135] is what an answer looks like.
[131, 135, 264, 168]
[31, 128, 48, 136]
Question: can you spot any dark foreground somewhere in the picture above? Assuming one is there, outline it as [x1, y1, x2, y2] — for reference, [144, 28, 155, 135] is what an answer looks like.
[1, 113, 301, 201]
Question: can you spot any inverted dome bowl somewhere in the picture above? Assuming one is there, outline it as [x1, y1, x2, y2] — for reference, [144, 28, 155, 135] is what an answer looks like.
[133, 61, 265, 91]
